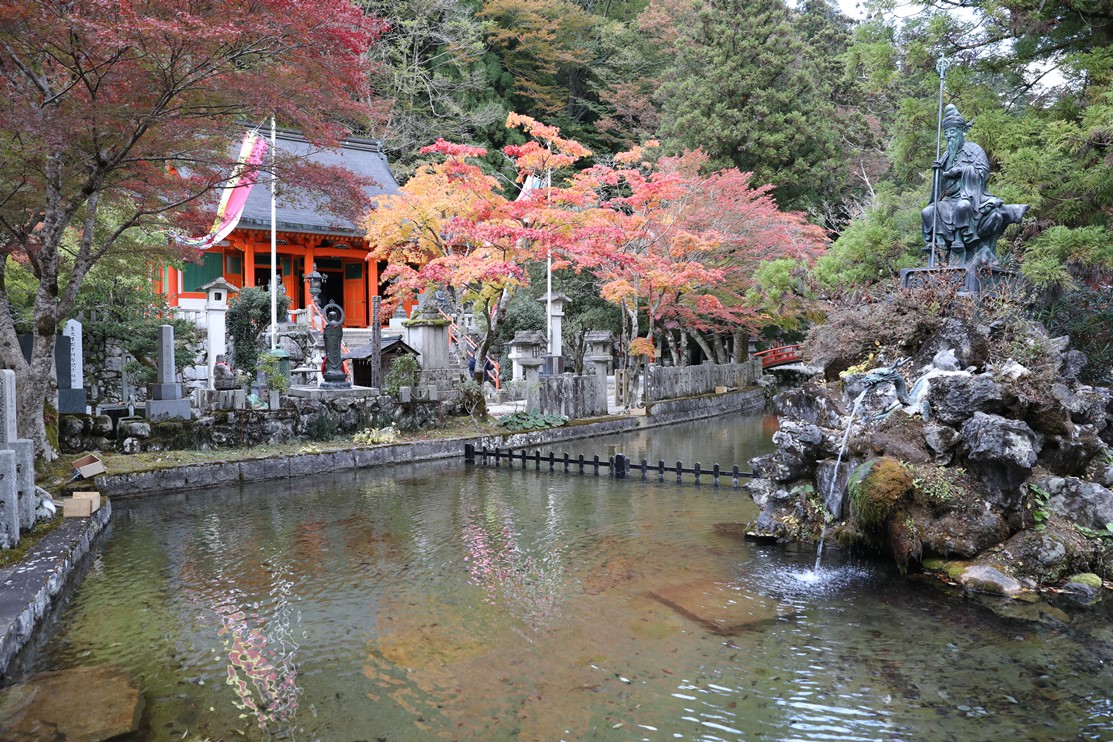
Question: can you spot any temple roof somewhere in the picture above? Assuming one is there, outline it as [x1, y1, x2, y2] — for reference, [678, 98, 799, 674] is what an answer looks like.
[239, 130, 400, 237]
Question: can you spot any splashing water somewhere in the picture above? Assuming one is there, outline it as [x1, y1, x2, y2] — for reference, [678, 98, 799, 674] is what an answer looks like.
[813, 388, 869, 572]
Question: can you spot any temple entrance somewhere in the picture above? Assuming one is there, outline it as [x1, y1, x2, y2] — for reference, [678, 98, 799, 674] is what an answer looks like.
[311, 257, 368, 327]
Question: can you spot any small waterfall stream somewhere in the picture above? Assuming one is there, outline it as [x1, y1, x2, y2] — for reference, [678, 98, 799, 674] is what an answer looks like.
[813, 388, 868, 572]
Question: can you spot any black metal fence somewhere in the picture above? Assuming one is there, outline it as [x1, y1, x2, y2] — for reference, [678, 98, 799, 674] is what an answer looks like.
[464, 444, 754, 488]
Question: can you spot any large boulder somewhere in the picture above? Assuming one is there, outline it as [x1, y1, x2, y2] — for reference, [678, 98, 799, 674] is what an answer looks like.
[959, 412, 1040, 495]
[920, 505, 1010, 558]
[1037, 476, 1113, 532]
[1038, 431, 1105, 477]
[773, 382, 845, 429]
[926, 374, 1004, 426]
[913, 318, 990, 371]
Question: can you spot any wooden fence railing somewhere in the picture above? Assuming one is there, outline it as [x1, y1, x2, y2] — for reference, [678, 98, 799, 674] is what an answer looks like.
[464, 444, 754, 488]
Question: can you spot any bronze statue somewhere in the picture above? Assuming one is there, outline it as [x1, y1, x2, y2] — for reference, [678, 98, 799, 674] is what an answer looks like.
[922, 104, 1028, 267]
[321, 300, 349, 387]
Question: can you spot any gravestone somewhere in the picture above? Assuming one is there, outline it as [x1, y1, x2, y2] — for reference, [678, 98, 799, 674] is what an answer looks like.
[58, 320, 87, 414]
[145, 325, 191, 421]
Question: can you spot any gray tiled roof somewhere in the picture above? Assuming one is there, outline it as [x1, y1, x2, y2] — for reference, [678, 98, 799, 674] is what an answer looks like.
[344, 335, 417, 360]
[239, 130, 400, 236]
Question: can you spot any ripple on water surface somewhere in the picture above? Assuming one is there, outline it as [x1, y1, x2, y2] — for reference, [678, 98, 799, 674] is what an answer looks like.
[7, 426, 1113, 740]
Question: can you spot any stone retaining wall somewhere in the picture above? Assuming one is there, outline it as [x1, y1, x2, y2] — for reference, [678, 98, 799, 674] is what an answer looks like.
[94, 387, 766, 498]
[539, 374, 606, 419]
[0, 502, 112, 677]
[646, 360, 761, 401]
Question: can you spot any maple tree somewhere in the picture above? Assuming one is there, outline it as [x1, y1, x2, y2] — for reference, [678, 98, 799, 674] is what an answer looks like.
[362, 112, 593, 383]
[553, 145, 826, 400]
[366, 115, 826, 401]
[0, 0, 386, 458]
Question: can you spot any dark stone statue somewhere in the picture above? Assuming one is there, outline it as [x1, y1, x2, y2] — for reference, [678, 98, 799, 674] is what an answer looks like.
[321, 300, 350, 387]
[922, 104, 1028, 267]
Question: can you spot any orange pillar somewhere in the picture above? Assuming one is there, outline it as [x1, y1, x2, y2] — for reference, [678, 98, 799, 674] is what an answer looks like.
[365, 256, 379, 325]
[244, 244, 256, 287]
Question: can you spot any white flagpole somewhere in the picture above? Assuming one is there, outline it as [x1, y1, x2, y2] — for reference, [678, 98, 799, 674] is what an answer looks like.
[270, 116, 278, 351]
[545, 165, 553, 357]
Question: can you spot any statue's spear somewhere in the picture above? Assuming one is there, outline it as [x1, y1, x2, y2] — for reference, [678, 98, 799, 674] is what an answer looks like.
[929, 52, 950, 269]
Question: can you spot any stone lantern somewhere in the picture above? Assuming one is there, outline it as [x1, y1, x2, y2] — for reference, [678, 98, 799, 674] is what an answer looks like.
[508, 330, 546, 412]
[584, 330, 613, 415]
[200, 277, 239, 390]
[303, 263, 326, 308]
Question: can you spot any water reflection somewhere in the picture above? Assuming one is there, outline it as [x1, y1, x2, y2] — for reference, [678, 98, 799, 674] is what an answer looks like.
[6, 414, 1113, 740]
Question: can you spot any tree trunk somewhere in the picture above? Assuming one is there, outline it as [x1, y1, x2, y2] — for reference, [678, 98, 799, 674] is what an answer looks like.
[666, 329, 680, 367]
[0, 284, 60, 461]
[689, 330, 715, 366]
[711, 334, 727, 365]
[732, 330, 748, 363]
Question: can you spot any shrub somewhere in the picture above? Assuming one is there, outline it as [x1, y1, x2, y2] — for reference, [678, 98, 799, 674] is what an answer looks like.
[227, 286, 291, 374]
[384, 355, 421, 396]
[496, 411, 568, 431]
[352, 426, 399, 445]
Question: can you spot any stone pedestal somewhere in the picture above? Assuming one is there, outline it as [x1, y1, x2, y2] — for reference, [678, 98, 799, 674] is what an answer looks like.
[899, 264, 1021, 297]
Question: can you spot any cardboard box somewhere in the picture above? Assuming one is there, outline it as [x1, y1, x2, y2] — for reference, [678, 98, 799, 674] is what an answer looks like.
[715, 386, 728, 394]
[73, 491, 101, 513]
[63, 497, 93, 518]
[71, 454, 105, 479]
[63, 491, 101, 518]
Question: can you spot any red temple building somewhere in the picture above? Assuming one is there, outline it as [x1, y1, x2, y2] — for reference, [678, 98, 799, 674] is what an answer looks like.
[157, 130, 401, 328]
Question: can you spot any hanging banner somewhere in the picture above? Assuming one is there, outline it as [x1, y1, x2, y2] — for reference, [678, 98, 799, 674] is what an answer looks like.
[178, 130, 268, 250]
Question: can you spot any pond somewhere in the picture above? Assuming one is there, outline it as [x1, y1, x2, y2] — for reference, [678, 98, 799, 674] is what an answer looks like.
[8, 415, 1113, 740]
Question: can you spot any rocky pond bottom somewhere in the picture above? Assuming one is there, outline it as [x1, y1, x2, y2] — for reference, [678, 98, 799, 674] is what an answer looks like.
[4, 417, 1113, 740]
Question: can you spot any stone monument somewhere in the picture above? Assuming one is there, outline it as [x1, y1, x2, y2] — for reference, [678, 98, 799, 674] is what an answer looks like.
[58, 319, 87, 414]
[145, 325, 192, 421]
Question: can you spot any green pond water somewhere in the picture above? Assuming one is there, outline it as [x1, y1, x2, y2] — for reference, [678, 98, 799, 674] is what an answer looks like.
[8, 415, 1113, 740]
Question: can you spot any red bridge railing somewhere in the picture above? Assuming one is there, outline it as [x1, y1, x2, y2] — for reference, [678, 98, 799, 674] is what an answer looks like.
[753, 344, 801, 369]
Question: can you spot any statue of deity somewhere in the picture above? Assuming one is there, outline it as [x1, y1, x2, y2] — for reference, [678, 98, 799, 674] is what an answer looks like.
[922, 104, 1028, 267]
[321, 301, 350, 387]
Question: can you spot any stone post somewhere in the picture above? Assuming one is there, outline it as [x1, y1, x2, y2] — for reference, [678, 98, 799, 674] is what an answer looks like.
[0, 451, 16, 549]
[538, 289, 569, 360]
[0, 370, 34, 537]
[0, 369, 16, 447]
[370, 296, 383, 390]
[508, 330, 545, 413]
[201, 278, 238, 391]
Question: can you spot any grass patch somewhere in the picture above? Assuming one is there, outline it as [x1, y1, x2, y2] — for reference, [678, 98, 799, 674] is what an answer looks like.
[38, 415, 507, 491]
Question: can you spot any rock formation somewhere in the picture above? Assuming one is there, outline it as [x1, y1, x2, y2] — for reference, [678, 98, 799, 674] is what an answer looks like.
[747, 297, 1113, 597]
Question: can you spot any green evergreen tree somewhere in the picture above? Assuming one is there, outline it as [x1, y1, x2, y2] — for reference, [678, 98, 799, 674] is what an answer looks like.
[656, 0, 845, 212]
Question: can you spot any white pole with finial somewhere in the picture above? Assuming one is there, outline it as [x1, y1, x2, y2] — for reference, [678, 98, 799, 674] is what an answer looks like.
[270, 115, 278, 351]
[929, 53, 950, 270]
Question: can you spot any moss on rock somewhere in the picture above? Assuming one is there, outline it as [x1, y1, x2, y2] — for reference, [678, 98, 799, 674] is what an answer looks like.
[849, 457, 914, 532]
